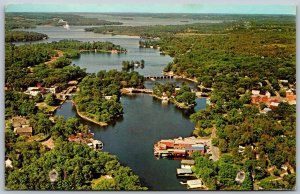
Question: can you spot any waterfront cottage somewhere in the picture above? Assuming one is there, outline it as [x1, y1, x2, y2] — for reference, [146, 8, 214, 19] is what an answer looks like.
[92, 139, 104, 150]
[181, 160, 195, 169]
[187, 179, 203, 189]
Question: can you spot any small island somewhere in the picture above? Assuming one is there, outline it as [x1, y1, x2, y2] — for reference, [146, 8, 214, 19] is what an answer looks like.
[72, 70, 144, 125]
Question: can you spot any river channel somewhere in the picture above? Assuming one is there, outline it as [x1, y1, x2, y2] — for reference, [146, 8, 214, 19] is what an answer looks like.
[21, 23, 207, 190]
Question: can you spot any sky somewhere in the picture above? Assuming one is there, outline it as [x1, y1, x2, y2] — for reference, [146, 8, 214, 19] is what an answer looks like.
[5, 4, 296, 15]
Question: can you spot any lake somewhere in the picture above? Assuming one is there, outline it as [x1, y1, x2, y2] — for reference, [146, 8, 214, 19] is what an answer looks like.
[19, 20, 207, 190]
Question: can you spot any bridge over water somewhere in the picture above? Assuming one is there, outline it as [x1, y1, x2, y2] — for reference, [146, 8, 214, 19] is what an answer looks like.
[144, 75, 174, 80]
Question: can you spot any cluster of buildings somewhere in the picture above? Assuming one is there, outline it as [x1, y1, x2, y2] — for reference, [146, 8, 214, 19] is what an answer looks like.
[154, 136, 206, 159]
[11, 116, 32, 136]
[176, 160, 205, 189]
[68, 133, 103, 150]
[25, 85, 60, 97]
[251, 88, 296, 112]
[24, 80, 79, 98]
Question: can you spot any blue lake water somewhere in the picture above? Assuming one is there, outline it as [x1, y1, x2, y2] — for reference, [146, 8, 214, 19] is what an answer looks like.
[20, 23, 206, 190]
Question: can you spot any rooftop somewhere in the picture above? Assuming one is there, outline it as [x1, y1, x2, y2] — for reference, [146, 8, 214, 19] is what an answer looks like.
[15, 127, 33, 134]
[177, 168, 192, 174]
[11, 116, 30, 128]
[181, 160, 195, 165]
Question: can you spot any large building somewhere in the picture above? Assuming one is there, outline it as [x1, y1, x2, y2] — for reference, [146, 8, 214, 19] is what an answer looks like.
[154, 137, 206, 158]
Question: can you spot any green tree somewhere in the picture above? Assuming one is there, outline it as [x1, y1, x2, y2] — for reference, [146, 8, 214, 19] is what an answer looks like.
[45, 93, 56, 106]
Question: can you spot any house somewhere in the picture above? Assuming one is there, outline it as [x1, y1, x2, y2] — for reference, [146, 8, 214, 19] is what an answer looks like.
[181, 160, 195, 169]
[14, 127, 33, 136]
[238, 145, 245, 153]
[270, 101, 280, 109]
[281, 164, 288, 171]
[251, 90, 260, 95]
[5, 159, 13, 168]
[49, 86, 59, 94]
[261, 107, 272, 114]
[68, 80, 78, 86]
[162, 92, 169, 101]
[104, 96, 112, 100]
[235, 171, 246, 184]
[11, 116, 30, 128]
[92, 139, 103, 150]
[111, 49, 118, 54]
[27, 87, 41, 96]
[286, 89, 296, 102]
[280, 80, 289, 85]
[187, 179, 203, 189]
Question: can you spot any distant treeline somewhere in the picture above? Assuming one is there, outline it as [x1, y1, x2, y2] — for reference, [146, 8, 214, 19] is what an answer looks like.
[5, 31, 48, 42]
[84, 14, 295, 38]
[5, 12, 123, 30]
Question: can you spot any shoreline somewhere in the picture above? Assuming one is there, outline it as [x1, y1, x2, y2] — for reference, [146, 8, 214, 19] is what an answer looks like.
[72, 101, 109, 127]
[122, 90, 195, 110]
[79, 49, 127, 54]
[162, 71, 198, 83]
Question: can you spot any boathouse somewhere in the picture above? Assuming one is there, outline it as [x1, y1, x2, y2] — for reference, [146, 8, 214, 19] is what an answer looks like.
[177, 168, 193, 177]
[187, 179, 203, 189]
[181, 160, 195, 169]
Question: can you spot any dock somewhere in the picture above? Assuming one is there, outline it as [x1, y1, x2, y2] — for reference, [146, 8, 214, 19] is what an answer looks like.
[176, 168, 193, 177]
[154, 136, 207, 159]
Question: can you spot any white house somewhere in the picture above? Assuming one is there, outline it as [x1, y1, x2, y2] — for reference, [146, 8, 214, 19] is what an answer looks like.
[104, 96, 112, 100]
[251, 90, 260, 95]
[26, 87, 41, 96]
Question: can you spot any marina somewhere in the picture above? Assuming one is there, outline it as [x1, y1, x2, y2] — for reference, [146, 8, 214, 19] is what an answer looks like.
[154, 136, 207, 159]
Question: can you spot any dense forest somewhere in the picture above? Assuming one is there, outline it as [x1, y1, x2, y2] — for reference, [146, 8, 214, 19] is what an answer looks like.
[73, 70, 144, 123]
[5, 116, 146, 190]
[5, 12, 123, 30]
[86, 14, 297, 190]
[5, 13, 296, 190]
[5, 31, 48, 42]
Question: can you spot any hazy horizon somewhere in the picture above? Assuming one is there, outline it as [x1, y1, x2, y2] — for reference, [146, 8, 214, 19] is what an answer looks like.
[5, 4, 296, 15]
